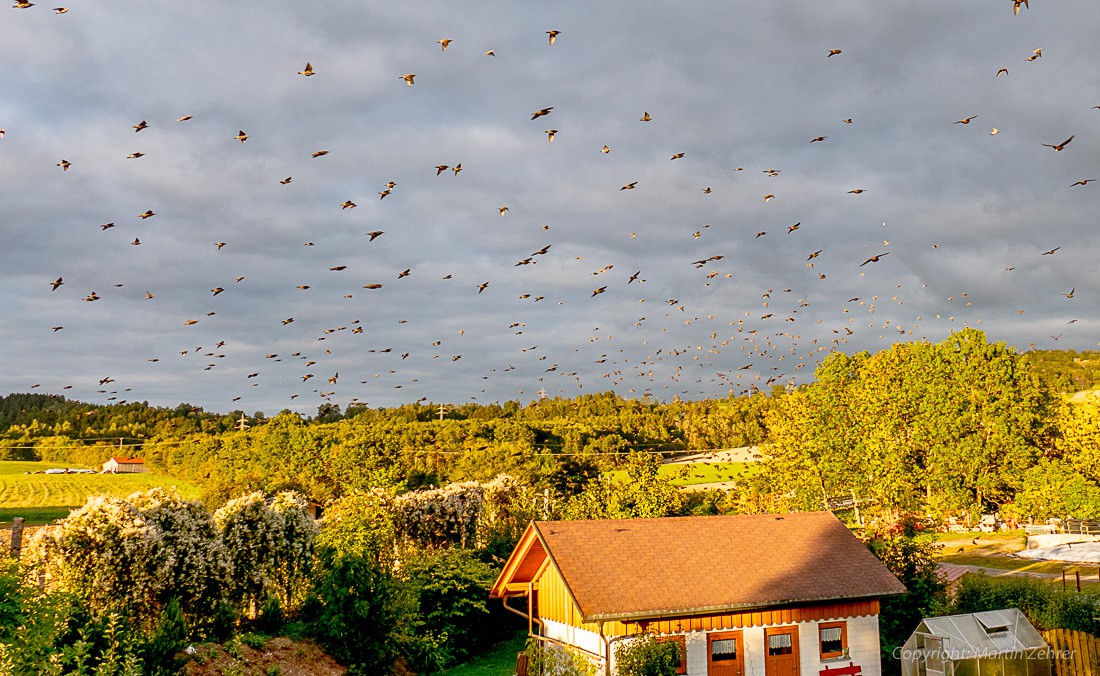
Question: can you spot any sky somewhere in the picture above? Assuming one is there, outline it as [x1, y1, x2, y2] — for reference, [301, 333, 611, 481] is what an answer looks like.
[3, 1, 1099, 416]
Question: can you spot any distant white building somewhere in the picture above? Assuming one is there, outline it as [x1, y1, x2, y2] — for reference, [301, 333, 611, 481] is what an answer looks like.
[102, 457, 147, 474]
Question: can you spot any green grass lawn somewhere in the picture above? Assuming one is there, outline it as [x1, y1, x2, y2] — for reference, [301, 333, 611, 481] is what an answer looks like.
[607, 461, 758, 487]
[0, 460, 202, 527]
[438, 632, 527, 676]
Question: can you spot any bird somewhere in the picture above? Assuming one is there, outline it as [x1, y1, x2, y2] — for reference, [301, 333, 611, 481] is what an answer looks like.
[592, 286, 607, 297]
[531, 107, 553, 120]
[996, 68, 1009, 77]
[452, 164, 461, 175]
[398, 268, 411, 278]
[1064, 288, 1075, 298]
[400, 74, 416, 86]
[435, 164, 449, 175]
[602, 145, 610, 154]
[310, 150, 329, 158]
[211, 287, 224, 296]
[56, 159, 71, 171]
[640, 111, 652, 122]
[13, 1, 33, 8]
[1042, 247, 1060, 255]
[279, 177, 292, 184]
[50, 276, 63, 290]
[990, 128, 999, 135]
[329, 265, 347, 271]
[138, 210, 155, 219]
[367, 231, 385, 241]
[127, 152, 144, 159]
[546, 30, 560, 45]
[52, 326, 63, 331]
[183, 320, 199, 326]
[955, 116, 978, 125]
[234, 130, 248, 143]
[484, 50, 495, 56]
[827, 49, 842, 57]
[628, 271, 641, 284]
[145, 291, 153, 300]
[340, 200, 356, 209]
[215, 242, 226, 250]
[807, 250, 823, 261]
[763, 194, 775, 202]
[477, 282, 489, 293]
[1071, 179, 1096, 186]
[298, 62, 315, 76]
[787, 222, 800, 234]
[1013, 0, 1028, 14]
[810, 136, 827, 143]
[437, 38, 452, 51]
[860, 252, 890, 266]
[1042, 135, 1074, 151]
[133, 120, 148, 132]
[621, 182, 637, 190]
[101, 222, 115, 230]
[499, 206, 509, 216]
[671, 152, 684, 160]
[545, 129, 557, 142]
[848, 189, 866, 194]
[1028, 48, 1042, 61]
[177, 115, 193, 122]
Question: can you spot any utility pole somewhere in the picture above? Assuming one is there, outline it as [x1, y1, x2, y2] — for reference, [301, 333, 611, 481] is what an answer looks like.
[537, 387, 546, 400]
[438, 403, 447, 421]
[236, 413, 250, 431]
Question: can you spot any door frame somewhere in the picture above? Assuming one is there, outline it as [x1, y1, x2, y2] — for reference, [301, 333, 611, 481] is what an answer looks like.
[763, 626, 801, 676]
[707, 630, 745, 676]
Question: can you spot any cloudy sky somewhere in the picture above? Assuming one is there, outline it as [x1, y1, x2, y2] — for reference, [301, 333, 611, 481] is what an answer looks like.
[3, 1, 1099, 415]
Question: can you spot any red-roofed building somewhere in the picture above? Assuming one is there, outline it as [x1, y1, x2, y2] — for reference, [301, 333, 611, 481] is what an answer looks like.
[102, 457, 147, 474]
[490, 512, 905, 676]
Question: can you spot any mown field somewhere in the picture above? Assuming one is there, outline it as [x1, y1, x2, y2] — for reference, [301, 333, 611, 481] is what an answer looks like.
[607, 460, 759, 487]
[0, 461, 202, 527]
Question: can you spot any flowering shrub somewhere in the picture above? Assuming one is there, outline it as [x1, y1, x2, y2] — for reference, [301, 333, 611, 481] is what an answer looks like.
[316, 488, 397, 568]
[393, 481, 484, 549]
[25, 487, 227, 629]
[213, 490, 317, 615]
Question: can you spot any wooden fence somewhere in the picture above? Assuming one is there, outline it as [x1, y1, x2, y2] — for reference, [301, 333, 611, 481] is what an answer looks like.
[1042, 629, 1100, 676]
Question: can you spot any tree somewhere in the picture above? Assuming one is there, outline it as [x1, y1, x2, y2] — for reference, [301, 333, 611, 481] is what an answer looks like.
[561, 452, 683, 520]
[614, 634, 684, 676]
[868, 535, 947, 676]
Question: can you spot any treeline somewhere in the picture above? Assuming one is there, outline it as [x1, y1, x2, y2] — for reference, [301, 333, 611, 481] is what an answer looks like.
[4, 333, 1100, 522]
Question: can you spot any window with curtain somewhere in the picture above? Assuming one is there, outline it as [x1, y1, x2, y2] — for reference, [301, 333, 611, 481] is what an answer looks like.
[769, 633, 793, 656]
[819, 622, 847, 659]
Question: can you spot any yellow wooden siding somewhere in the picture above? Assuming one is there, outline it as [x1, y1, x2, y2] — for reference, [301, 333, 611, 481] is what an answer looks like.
[535, 561, 880, 638]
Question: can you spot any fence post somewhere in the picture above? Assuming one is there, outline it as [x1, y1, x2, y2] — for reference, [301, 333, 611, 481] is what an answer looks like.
[9, 517, 24, 558]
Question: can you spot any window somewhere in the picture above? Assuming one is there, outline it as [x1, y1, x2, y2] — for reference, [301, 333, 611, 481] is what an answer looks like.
[769, 633, 793, 656]
[819, 621, 848, 660]
[656, 635, 688, 675]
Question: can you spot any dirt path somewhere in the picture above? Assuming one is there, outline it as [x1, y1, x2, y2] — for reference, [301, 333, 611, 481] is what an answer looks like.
[938, 562, 1100, 582]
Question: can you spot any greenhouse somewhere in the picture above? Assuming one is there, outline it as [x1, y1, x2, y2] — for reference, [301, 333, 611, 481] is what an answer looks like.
[901, 609, 1052, 676]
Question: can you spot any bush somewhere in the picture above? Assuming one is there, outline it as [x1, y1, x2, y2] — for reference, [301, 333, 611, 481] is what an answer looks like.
[525, 637, 597, 676]
[399, 548, 507, 671]
[310, 554, 399, 674]
[952, 573, 1100, 635]
[614, 634, 683, 676]
[143, 597, 189, 676]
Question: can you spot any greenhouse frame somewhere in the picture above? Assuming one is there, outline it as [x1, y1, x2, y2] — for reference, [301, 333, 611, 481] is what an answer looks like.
[901, 609, 1052, 676]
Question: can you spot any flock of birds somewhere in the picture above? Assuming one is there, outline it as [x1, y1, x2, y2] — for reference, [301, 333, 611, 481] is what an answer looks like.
[5, 0, 1098, 412]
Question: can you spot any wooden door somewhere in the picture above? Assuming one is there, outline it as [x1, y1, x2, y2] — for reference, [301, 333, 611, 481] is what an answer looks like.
[708, 631, 744, 676]
[764, 627, 800, 676]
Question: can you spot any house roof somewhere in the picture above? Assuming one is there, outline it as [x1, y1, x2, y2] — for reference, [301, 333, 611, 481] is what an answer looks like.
[108, 457, 144, 464]
[490, 511, 906, 622]
[905, 609, 1048, 658]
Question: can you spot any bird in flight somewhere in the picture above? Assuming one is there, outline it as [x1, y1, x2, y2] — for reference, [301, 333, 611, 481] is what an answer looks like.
[56, 159, 71, 171]
[133, 120, 148, 132]
[860, 252, 890, 266]
[50, 276, 63, 290]
[640, 111, 652, 122]
[367, 230, 384, 241]
[621, 181, 637, 190]
[1042, 135, 1074, 151]
[546, 30, 560, 45]
[1071, 179, 1096, 186]
[311, 150, 329, 158]
[400, 73, 416, 86]
[298, 63, 315, 76]
[827, 49, 842, 57]
[545, 129, 556, 142]
[234, 130, 248, 143]
[531, 107, 553, 120]
[1013, 0, 1028, 14]
[1064, 288, 1075, 298]
[996, 68, 1008, 77]
[1042, 247, 1060, 255]
[437, 38, 452, 51]
[955, 115, 978, 125]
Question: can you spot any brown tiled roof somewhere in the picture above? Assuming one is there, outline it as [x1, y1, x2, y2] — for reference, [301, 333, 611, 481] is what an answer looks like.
[108, 457, 144, 463]
[534, 511, 906, 622]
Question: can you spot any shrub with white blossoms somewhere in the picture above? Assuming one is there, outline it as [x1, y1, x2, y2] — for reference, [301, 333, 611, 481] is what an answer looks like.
[393, 480, 484, 549]
[213, 490, 318, 614]
[25, 487, 227, 629]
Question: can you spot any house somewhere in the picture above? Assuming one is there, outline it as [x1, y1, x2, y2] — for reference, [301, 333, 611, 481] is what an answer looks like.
[101, 457, 147, 474]
[900, 609, 1051, 676]
[489, 512, 906, 676]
